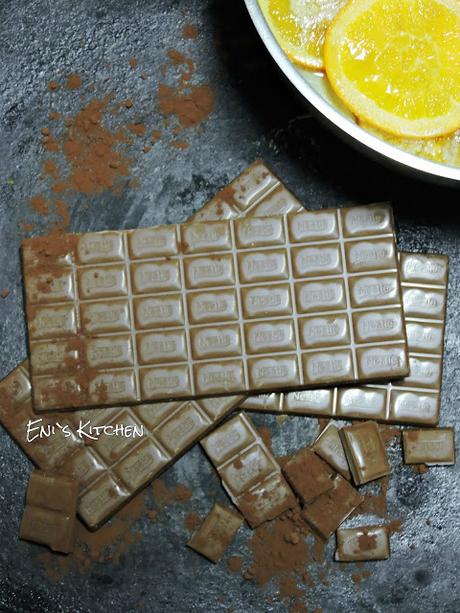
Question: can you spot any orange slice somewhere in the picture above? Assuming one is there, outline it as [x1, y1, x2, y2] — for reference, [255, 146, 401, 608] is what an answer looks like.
[259, 0, 347, 70]
[324, 0, 460, 138]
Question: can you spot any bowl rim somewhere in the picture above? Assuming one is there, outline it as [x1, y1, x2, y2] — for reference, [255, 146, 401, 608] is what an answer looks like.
[244, 0, 460, 184]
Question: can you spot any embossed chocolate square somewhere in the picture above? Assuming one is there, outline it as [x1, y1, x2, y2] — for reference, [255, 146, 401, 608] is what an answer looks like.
[187, 503, 243, 563]
[22, 199, 407, 411]
[312, 421, 351, 480]
[339, 421, 391, 485]
[301, 474, 364, 540]
[19, 470, 79, 553]
[282, 448, 335, 503]
[335, 525, 390, 561]
[201, 413, 296, 527]
[402, 428, 455, 465]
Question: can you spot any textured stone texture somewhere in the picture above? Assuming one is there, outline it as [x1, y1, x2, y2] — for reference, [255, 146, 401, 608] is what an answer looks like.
[0, 1, 459, 612]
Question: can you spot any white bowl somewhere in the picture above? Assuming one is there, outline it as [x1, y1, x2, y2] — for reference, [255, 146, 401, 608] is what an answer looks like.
[244, 0, 460, 186]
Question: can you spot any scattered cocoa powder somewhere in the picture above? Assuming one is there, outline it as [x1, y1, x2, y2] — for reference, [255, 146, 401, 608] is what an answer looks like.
[354, 476, 389, 518]
[30, 195, 49, 216]
[411, 464, 429, 474]
[227, 556, 243, 573]
[66, 73, 82, 90]
[379, 425, 401, 446]
[388, 519, 403, 535]
[47, 80, 59, 91]
[36, 494, 147, 582]
[151, 479, 192, 509]
[128, 123, 146, 137]
[129, 57, 139, 69]
[357, 532, 377, 551]
[157, 41, 214, 140]
[159, 83, 214, 129]
[151, 130, 162, 142]
[259, 426, 273, 453]
[169, 139, 189, 150]
[184, 512, 202, 531]
[0, 289, 10, 299]
[182, 24, 198, 40]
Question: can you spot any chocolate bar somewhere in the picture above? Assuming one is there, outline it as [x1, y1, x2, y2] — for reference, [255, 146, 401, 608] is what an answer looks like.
[282, 448, 335, 503]
[1, 163, 297, 529]
[312, 421, 351, 480]
[0, 361, 240, 530]
[402, 428, 455, 465]
[187, 503, 243, 563]
[22, 198, 408, 411]
[301, 474, 363, 539]
[201, 413, 297, 527]
[335, 525, 390, 561]
[243, 253, 448, 426]
[339, 421, 391, 485]
[19, 470, 78, 553]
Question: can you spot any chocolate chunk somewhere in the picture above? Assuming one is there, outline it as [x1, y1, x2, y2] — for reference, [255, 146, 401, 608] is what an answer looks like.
[340, 421, 391, 485]
[302, 475, 364, 540]
[19, 470, 78, 553]
[283, 448, 335, 503]
[335, 525, 390, 561]
[312, 421, 351, 480]
[402, 428, 455, 465]
[187, 503, 243, 563]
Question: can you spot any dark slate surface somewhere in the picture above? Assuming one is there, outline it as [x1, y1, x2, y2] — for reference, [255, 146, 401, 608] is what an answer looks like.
[0, 1, 459, 612]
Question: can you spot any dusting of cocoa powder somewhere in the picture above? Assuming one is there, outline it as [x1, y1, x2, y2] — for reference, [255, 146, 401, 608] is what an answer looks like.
[36, 480, 195, 582]
[36, 494, 147, 582]
[357, 532, 378, 551]
[157, 36, 214, 143]
[65, 73, 82, 90]
[151, 479, 192, 509]
[184, 512, 202, 531]
[182, 24, 198, 40]
[227, 556, 244, 573]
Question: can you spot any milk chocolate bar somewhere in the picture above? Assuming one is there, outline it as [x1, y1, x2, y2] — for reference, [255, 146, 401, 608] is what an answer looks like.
[1, 163, 296, 528]
[282, 448, 335, 503]
[187, 503, 243, 563]
[243, 253, 448, 426]
[340, 421, 391, 485]
[201, 413, 297, 527]
[312, 421, 351, 480]
[22, 199, 408, 411]
[301, 474, 363, 539]
[335, 525, 390, 561]
[19, 470, 78, 553]
[402, 428, 455, 465]
[0, 361, 240, 530]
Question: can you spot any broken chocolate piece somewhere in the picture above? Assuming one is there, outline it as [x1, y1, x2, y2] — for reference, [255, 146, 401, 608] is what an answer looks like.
[302, 474, 363, 540]
[19, 470, 78, 553]
[312, 421, 351, 480]
[283, 447, 335, 503]
[187, 503, 243, 563]
[402, 428, 455, 466]
[340, 421, 391, 485]
[335, 525, 390, 561]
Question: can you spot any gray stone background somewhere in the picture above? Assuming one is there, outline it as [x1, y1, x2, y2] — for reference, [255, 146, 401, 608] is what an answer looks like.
[0, 1, 459, 612]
